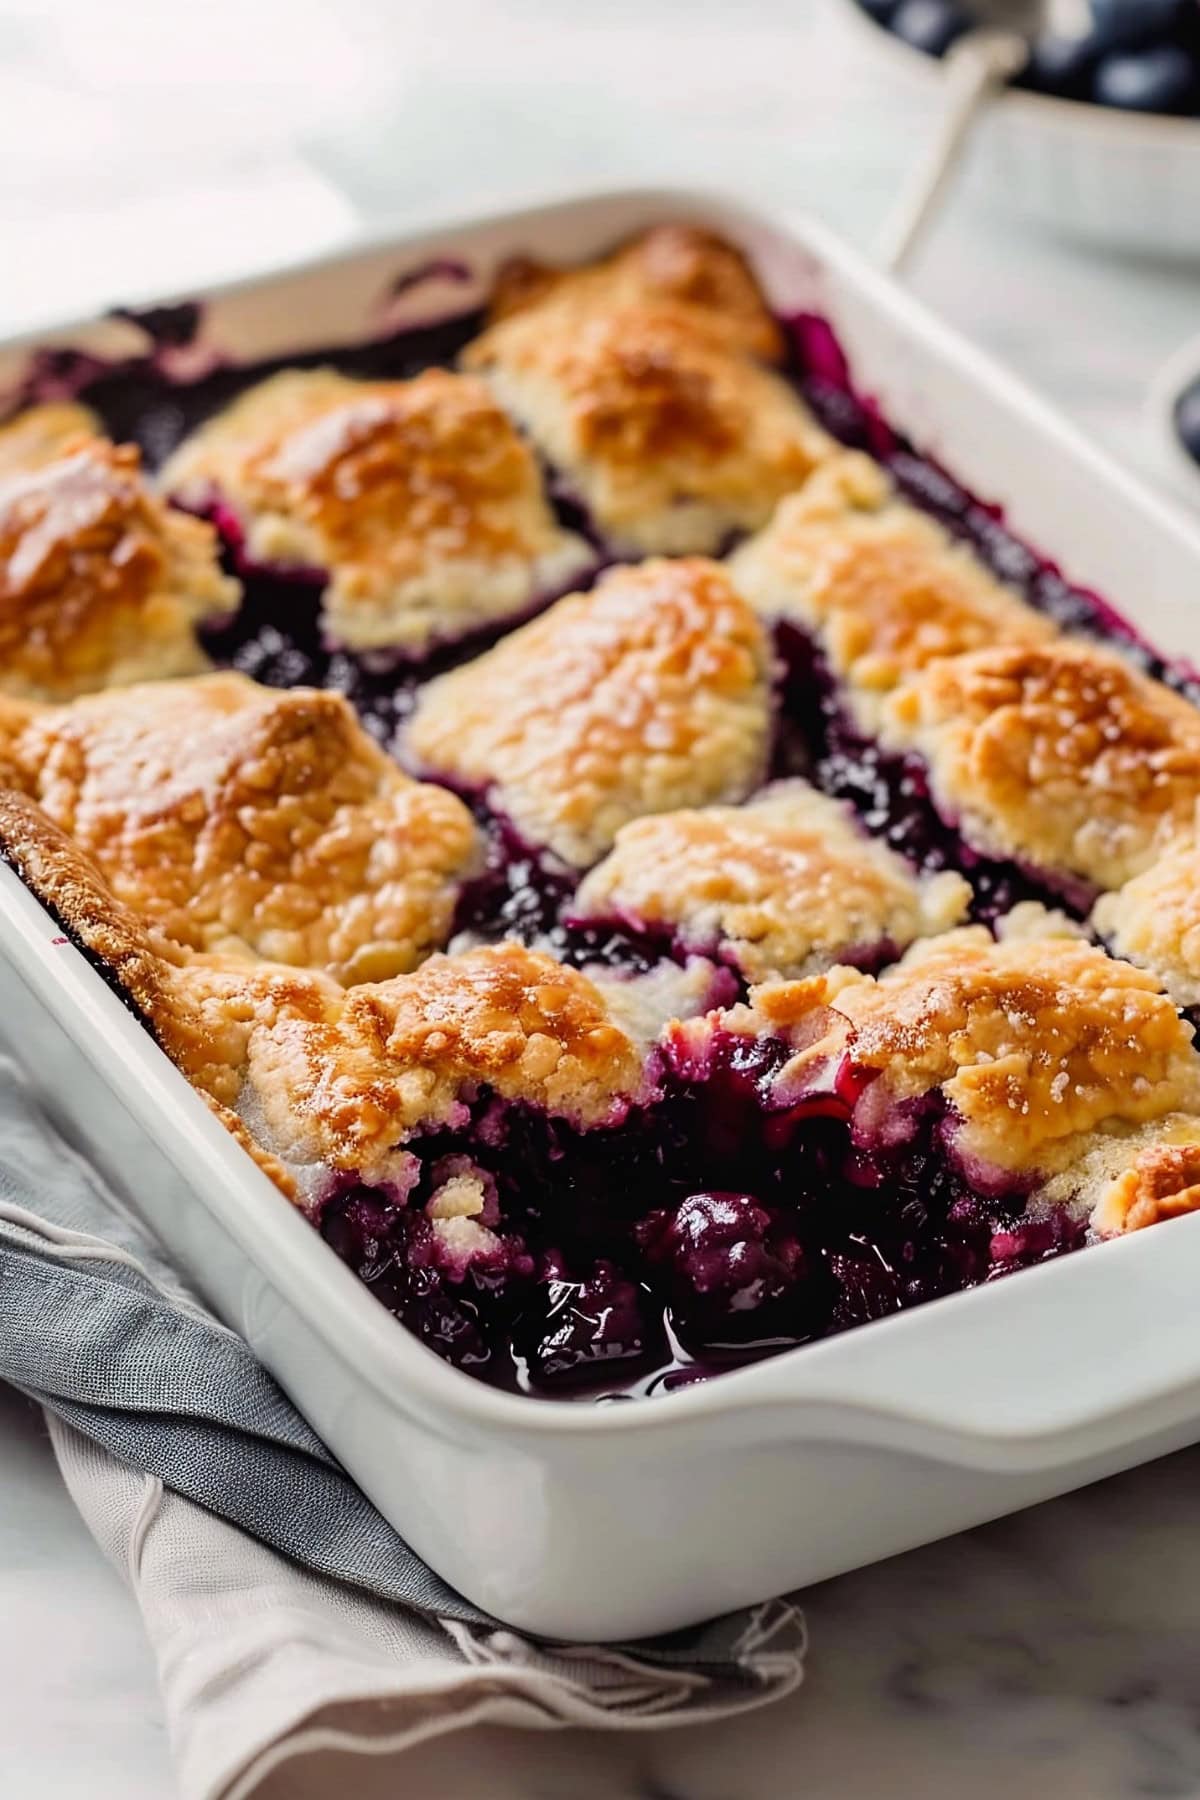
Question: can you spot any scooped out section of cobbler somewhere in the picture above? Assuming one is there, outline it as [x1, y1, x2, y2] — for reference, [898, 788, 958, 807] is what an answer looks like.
[7, 221, 1200, 1399]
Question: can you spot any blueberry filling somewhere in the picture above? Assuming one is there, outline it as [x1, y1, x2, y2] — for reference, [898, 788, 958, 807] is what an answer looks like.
[196, 547, 585, 751]
[445, 795, 736, 978]
[770, 620, 1095, 925]
[15, 298, 487, 470]
[787, 313, 1200, 703]
[313, 1046, 1084, 1398]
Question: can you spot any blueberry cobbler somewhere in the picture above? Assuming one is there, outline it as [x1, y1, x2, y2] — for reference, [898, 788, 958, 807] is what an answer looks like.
[5, 223, 1200, 1399]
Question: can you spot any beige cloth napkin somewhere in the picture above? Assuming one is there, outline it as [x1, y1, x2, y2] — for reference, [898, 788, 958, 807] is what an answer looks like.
[49, 1416, 805, 1800]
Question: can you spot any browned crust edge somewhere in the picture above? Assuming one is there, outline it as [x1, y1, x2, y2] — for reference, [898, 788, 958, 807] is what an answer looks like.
[0, 788, 297, 1196]
[0, 788, 168, 1027]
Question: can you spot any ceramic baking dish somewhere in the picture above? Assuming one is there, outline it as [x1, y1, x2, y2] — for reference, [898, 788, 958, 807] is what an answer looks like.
[6, 188, 1200, 1643]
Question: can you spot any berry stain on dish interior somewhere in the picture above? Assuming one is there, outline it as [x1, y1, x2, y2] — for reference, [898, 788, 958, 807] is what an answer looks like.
[18, 289, 486, 471]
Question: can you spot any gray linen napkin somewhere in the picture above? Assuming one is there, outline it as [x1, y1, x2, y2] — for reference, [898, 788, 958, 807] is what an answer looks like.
[0, 1058, 805, 1800]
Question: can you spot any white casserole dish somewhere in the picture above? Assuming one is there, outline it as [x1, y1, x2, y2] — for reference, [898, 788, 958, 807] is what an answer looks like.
[6, 187, 1200, 1643]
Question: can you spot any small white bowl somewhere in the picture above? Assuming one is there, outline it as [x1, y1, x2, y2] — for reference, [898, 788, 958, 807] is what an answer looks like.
[835, 0, 1200, 260]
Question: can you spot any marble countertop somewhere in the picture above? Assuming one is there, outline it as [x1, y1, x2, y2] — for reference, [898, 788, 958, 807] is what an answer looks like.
[4, 2, 1200, 1793]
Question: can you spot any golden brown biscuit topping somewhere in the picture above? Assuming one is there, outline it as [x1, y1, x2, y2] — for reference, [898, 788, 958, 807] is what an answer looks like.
[571, 781, 969, 980]
[1091, 1134, 1200, 1234]
[0, 792, 647, 1190]
[0, 403, 103, 477]
[728, 453, 1054, 723]
[738, 925, 1200, 1177]
[0, 438, 238, 700]
[160, 368, 591, 654]
[240, 941, 648, 1186]
[407, 557, 774, 866]
[1092, 836, 1200, 1007]
[484, 224, 785, 362]
[3, 672, 481, 983]
[464, 238, 830, 556]
[840, 930, 1200, 1173]
[885, 641, 1200, 891]
[0, 787, 327, 1111]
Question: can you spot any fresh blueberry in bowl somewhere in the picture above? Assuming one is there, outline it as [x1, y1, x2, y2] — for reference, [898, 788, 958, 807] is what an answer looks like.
[1093, 42, 1200, 111]
[857, 0, 1200, 120]
[1024, 30, 1106, 100]
[1175, 376, 1200, 465]
[1090, 0, 1199, 52]
[888, 0, 972, 56]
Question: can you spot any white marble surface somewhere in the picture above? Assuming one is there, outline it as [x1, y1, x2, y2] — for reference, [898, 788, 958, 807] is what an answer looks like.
[14, 1382, 1200, 1800]
[4, 2, 1200, 1794]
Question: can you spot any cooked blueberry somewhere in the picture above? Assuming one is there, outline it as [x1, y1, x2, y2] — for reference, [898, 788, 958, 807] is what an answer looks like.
[1024, 31, 1104, 99]
[889, 0, 972, 57]
[517, 1259, 660, 1387]
[1175, 377, 1200, 465]
[399, 1267, 493, 1369]
[1093, 43, 1200, 111]
[638, 1191, 822, 1345]
[827, 1245, 903, 1332]
[320, 1186, 401, 1278]
[987, 1212, 1085, 1277]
